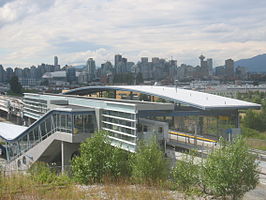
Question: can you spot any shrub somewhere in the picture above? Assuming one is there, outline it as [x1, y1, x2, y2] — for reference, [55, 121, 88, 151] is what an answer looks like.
[28, 162, 57, 184]
[130, 138, 169, 184]
[202, 137, 259, 200]
[71, 130, 131, 184]
[109, 146, 131, 180]
[172, 152, 200, 194]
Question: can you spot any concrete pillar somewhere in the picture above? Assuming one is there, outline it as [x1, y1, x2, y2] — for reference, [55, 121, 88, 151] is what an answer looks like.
[61, 141, 64, 173]
[198, 116, 203, 135]
[95, 108, 102, 130]
[194, 123, 198, 146]
[235, 111, 240, 128]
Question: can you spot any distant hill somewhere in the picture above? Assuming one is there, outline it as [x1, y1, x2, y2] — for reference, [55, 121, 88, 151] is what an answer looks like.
[235, 54, 266, 72]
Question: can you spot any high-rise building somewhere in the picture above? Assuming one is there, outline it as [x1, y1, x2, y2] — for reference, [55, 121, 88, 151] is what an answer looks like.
[66, 67, 76, 83]
[215, 66, 225, 77]
[199, 55, 208, 78]
[6, 67, 14, 83]
[141, 57, 148, 63]
[114, 55, 129, 74]
[207, 58, 213, 75]
[86, 58, 96, 81]
[14, 68, 23, 79]
[235, 66, 247, 80]
[152, 57, 160, 64]
[101, 61, 113, 76]
[0, 65, 5, 83]
[225, 59, 234, 80]
[114, 54, 122, 67]
[54, 56, 58, 66]
[199, 55, 205, 66]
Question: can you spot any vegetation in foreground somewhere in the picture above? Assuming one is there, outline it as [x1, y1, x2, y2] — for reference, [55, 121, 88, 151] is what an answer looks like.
[0, 131, 259, 200]
[236, 91, 266, 150]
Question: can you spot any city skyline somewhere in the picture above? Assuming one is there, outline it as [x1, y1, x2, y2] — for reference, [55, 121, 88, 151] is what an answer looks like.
[0, 0, 266, 67]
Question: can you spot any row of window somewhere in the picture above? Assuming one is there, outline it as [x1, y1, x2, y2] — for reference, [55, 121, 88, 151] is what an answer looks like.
[102, 110, 135, 120]
[108, 131, 136, 143]
[102, 116, 135, 128]
[102, 122, 135, 135]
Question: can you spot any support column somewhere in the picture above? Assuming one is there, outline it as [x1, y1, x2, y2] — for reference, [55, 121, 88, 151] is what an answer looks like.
[61, 141, 65, 173]
[235, 110, 240, 128]
[194, 122, 198, 146]
[198, 116, 203, 135]
[95, 108, 102, 130]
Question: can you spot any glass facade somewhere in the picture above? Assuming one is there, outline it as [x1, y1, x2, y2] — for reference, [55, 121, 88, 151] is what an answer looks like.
[24, 97, 48, 118]
[5, 110, 96, 161]
[102, 109, 137, 152]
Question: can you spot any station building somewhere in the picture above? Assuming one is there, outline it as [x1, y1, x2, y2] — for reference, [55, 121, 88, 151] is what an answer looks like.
[0, 85, 260, 171]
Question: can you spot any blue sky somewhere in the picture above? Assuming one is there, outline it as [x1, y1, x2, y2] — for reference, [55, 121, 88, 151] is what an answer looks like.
[0, 0, 266, 67]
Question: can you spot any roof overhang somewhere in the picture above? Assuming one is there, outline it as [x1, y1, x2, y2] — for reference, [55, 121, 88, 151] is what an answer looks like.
[62, 85, 261, 111]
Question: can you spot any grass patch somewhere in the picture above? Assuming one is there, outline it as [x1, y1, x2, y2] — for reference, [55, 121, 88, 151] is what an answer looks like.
[246, 138, 266, 151]
[0, 174, 86, 200]
[241, 127, 266, 140]
[241, 127, 266, 150]
[0, 174, 184, 200]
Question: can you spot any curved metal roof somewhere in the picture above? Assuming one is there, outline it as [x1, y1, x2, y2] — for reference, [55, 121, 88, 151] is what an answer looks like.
[63, 85, 261, 110]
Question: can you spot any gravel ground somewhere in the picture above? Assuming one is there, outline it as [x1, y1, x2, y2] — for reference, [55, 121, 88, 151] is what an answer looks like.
[244, 184, 266, 200]
[244, 174, 266, 200]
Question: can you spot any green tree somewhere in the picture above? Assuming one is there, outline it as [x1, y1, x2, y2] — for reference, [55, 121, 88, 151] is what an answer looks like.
[109, 146, 131, 180]
[202, 137, 259, 200]
[71, 131, 131, 184]
[9, 76, 22, 94]
[243, 110, 266, 132]
[172, 152, 200, 194]
[130, 139, 169, 183]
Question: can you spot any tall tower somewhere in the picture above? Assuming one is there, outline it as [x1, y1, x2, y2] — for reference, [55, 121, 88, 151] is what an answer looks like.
[54, 56, 58, 66]
[114, 54, 122, 67]
[86, 58, 96, 81]
[207, 58, 213, 75]
[225, 58, 234, 80]
[199, 55, 205, 67]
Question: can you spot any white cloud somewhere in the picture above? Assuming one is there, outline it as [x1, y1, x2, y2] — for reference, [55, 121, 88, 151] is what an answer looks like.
[0, 0, 266, 67]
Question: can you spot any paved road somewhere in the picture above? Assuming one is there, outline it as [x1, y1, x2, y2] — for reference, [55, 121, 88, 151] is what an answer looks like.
[244, 182, 266, 200]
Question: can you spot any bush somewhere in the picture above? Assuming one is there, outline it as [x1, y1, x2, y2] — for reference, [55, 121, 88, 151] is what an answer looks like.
[172, 152, 200, 194]
[71, 130, 131, 184]
[109, 146, 131, 180]
[130, 138, 169, 184]
[202, 137, 259, 200]
[28, 162, 57, 184]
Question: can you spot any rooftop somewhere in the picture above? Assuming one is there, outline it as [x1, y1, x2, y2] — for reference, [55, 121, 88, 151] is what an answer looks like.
[63, 85, 261, 110]
[0, 122, 27, 140]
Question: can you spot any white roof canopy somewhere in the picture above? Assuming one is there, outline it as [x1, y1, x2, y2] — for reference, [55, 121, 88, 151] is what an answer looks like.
[0, 122, 27, 140]
[64, 85, 261, 110]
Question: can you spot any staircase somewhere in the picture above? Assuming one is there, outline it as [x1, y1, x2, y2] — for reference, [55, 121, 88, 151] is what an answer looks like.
[2, 108, 94, 172]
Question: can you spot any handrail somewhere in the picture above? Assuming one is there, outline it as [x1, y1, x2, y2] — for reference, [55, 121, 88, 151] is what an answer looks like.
[169, 131, 217, 143]
[7, 111, 60, 162]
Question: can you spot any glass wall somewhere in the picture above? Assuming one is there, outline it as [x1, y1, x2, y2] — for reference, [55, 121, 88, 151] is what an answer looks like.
[5, 111, 96, 161]
[102, 109, 136, 148]
[73, 114, 95, 134]
[102, 110, 135, 120]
